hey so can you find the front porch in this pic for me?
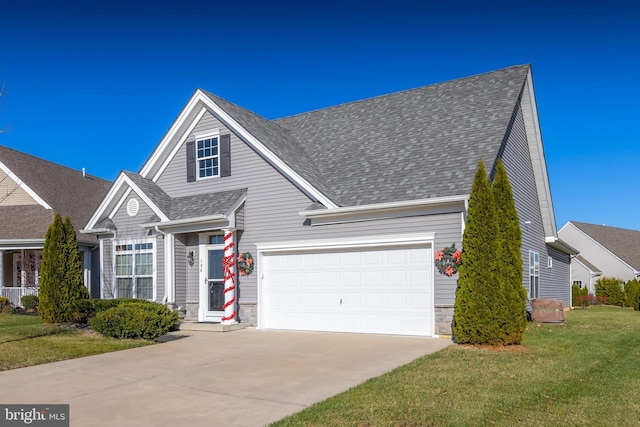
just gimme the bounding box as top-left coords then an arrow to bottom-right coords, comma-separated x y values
0,285 -> 38,307
0,248 -> 42,307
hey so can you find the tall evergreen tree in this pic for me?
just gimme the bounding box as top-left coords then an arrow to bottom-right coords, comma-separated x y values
39,214 -> 89,323
63,216 -> 89,305
453,159 -> 499,344
39,213 -> 66,323
492,159 -> 527,344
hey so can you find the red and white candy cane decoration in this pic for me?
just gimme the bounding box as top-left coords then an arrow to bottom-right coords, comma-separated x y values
221,231 -> 237,323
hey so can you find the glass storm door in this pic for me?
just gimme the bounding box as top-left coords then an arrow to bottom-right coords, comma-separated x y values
203,247 -> 225,321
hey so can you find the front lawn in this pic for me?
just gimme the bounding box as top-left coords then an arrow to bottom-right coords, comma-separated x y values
0,314 -> 152,371
273,307 -> 640,426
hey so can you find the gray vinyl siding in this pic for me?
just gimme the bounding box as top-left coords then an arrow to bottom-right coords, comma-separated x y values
103,191 -> 165,303
185,233 -> 199,305
174,235 -> 187,308
154,111 -> 463,306
101,240 -> 113,299
501,102 -> 569,305
111,191 -> 156,239
543,247 -> 571,304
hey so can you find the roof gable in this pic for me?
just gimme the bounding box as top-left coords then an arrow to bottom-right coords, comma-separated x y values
570,221 -> 640,271
0,145 -> 112,244
90,65 -> 562,240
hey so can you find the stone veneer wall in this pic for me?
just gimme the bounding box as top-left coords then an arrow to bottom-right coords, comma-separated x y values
435,306 -> 454,336
239,302 -> 257,326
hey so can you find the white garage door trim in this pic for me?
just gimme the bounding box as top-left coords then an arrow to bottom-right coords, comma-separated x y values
256,233 -> 435,336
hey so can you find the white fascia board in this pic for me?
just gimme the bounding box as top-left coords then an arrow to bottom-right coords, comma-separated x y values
85,173 -> 127,230
142,214 -> 227,229
256,233 -> 436,253
150,107 -> 207,181
119,175 -> 170,222
108,187 -> 132,220
141,89 -> 337,208
573,257 -> 601,275
224,193 -> 247,216
0,239 -> 46,250
523,69 -> 557,237
140,91 -> 203,178
0,161 -> 52,209
300,195 -> 469,220
79,228 -> 113,235
545,236 -> 580,255
200,92 -> 337,208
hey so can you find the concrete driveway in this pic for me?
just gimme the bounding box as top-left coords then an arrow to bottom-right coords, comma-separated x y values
0,329 -> 451,426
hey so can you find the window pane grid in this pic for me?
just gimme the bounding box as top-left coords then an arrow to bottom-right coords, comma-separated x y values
115,242 -> 154,299
196,136 -> 219,178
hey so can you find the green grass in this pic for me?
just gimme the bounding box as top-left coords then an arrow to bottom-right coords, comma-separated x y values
0,314 -> 153,371
273,307 -> 640,426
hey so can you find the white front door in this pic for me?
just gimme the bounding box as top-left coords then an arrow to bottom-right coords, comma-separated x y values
200,245 -> 225,322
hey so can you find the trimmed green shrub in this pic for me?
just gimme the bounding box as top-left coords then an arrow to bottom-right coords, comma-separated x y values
454,159 -> 499,345
70,298 -> 161,324
89,301 -> 178,340
595,277 -> 625,307
492,159 -> 526,345
0,296 -> 11,313
624,279 -> 640,310
20,295 -> 39,310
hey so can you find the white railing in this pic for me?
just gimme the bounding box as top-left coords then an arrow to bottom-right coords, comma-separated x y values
0,287 -> 39,307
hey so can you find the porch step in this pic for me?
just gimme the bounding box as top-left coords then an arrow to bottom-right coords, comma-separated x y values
172,321 -> 245,333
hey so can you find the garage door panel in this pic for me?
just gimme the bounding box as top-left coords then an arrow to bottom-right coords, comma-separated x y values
262,245 -> 433,336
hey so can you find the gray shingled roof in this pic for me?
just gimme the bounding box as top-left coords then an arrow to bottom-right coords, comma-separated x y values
203,92 -> 335,200
122,172 -> 245,222
0,145 -> 112,244
572,221 -> 640,271
123,171 -> 172,215
170,189 -> 246,220
575,254 -> 601,273
203,65 -> 529,207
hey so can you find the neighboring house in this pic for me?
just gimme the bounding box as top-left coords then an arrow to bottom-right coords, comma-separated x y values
559,221 -> 640,287
0,145 -> 112,305
82,64 -> 575,337
571,255 -> 602,295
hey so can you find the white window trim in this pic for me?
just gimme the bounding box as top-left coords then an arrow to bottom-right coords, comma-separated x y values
196,131 -> 221,181
529,250 -> 540,299
113,238 -> 156,301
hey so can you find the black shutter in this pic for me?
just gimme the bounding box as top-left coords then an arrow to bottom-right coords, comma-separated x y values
186,141 -> 196,182
220,134 -> 231,177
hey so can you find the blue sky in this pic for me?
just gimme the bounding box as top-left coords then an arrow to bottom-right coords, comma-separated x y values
1,0 -> 639,230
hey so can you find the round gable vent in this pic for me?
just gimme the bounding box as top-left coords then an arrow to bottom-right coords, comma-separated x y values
127,198 -> 140,217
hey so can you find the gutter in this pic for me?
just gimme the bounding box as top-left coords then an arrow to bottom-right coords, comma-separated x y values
300,195 -> 469,220
142,214 -> 226,229
545,236 -> 579,255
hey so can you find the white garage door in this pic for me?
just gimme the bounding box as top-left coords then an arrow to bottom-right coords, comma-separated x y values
261,245 -> 433,336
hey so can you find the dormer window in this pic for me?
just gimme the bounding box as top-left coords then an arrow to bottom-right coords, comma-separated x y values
197,136 -> 219,178
186,133 -> 232,182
